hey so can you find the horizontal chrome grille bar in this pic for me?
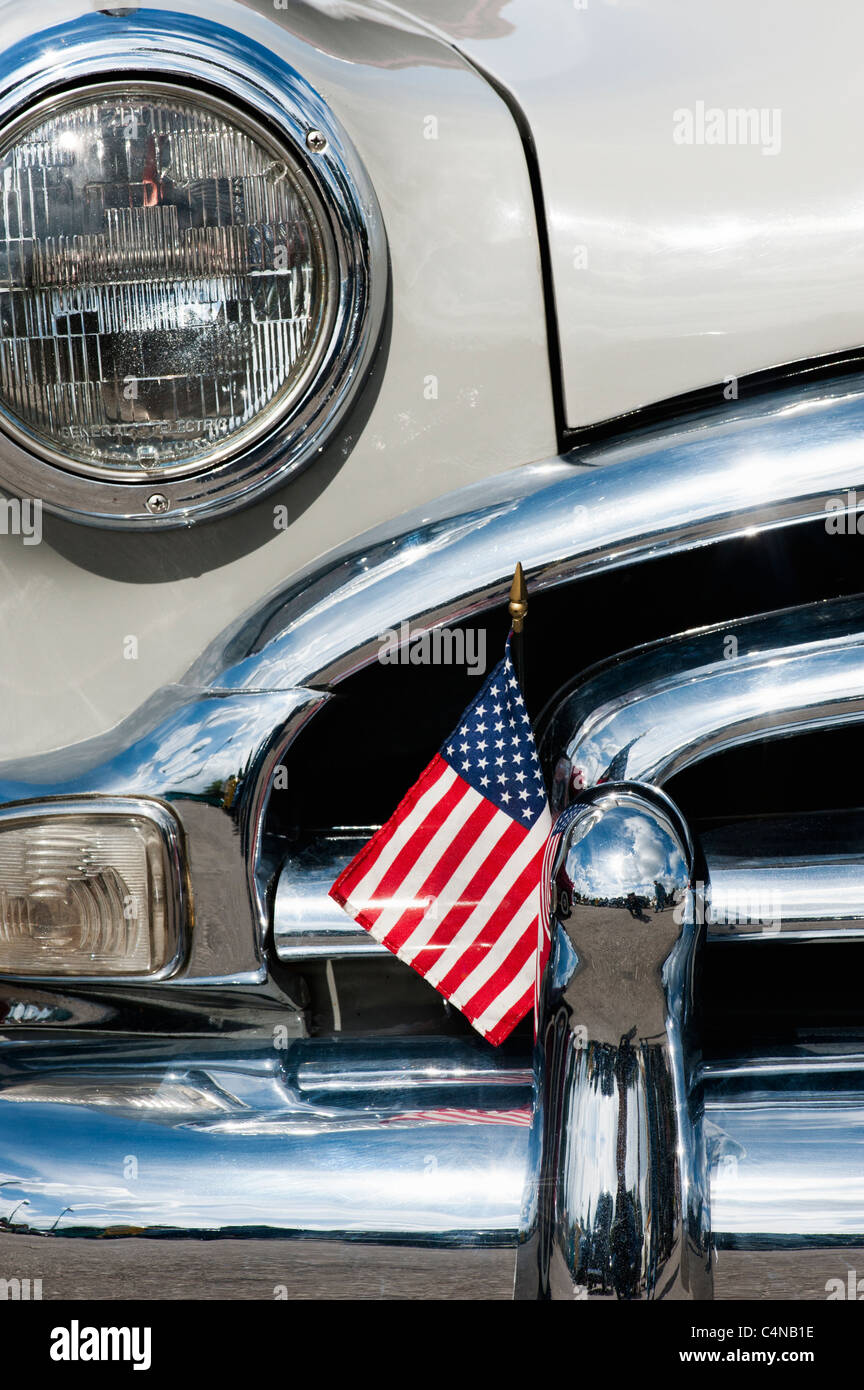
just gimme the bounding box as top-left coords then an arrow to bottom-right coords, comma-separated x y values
707,861 -> 864,940
274,834 -> 385,958
274,821 -> 864,958
705,1054 -> 864,1242
1,1036 -> 861,1255
703,810 -> 864,940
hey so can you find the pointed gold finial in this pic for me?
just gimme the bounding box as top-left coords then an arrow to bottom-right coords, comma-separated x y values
508,562 -> 528,633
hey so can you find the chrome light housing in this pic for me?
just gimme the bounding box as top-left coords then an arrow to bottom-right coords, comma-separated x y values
0,11 -> 386,527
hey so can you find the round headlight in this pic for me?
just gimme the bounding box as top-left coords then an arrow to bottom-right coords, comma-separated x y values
0,82 -> 332,477
0,60 -> 384,526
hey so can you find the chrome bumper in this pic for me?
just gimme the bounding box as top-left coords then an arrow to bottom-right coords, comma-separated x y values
0,1035 -> 531,1296
3,1031 -> 864,1297
0,1037 -> 531,1241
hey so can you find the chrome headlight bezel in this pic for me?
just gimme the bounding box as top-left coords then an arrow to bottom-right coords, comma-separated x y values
0,10 -> 387,528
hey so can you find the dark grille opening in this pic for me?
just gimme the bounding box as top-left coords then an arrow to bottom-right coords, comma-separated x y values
670,725 -> 864,826
702,941 -> 864,1058
667,732 -> 864,1061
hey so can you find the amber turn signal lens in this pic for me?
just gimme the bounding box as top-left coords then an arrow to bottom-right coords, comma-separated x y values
0,802 -> 184,977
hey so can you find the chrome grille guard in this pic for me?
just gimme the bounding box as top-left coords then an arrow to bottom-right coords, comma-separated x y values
518,595 -> 864,1297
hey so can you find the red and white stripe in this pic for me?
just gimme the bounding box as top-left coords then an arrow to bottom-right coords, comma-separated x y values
331,753 -> 552,1046
381,1107 -> 532,1128
534,817 -> 563,1037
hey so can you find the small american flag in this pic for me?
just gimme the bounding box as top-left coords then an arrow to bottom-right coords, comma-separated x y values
329,636 -> 552,1045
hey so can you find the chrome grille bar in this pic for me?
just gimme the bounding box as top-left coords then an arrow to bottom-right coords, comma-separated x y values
706,1054 -> 864,1243
273,824 -> 864,958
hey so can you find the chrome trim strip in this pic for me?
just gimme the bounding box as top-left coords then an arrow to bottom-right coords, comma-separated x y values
707,861 -> 864,941
274,835 -> 386,959
0,8 -> 387,527
702,809 -> 864,941
291,1038 -> 531,1095
185,381 -> 864,692
704,1054 -> 864,1079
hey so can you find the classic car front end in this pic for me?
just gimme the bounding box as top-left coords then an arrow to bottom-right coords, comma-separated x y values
1,0 -> 864,1305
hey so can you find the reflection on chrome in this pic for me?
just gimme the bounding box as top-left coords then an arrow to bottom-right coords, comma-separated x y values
3,368 -> 864,1291
0,687 -> 326,983
705,1053 -> 864,1242
517,784 -> 712,1300
188,382 -> 864,692
0,1037 -> 531,1241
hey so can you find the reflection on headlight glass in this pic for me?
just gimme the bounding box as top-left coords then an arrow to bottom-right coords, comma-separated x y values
0,84 -> 329,475
0,813 -> 174,975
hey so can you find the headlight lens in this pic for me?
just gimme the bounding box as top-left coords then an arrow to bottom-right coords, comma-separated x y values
0,81 -> 332,477
0,803 -> 184,977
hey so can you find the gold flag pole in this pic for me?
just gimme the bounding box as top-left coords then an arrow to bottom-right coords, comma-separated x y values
508,562 -> 528,695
